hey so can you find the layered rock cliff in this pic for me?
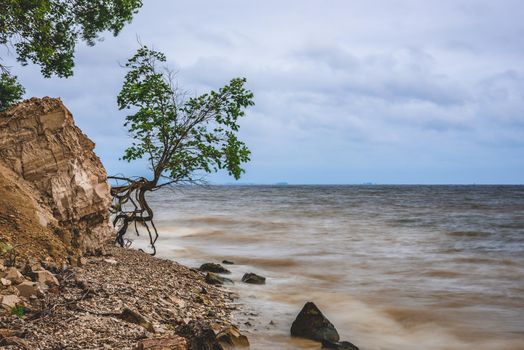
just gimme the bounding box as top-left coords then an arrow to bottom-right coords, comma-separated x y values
0,97 -> 112,263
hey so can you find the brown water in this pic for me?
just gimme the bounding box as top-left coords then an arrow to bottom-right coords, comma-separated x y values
134,185 -> 524,349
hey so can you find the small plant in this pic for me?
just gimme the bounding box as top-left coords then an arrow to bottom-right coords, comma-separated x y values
0,240 -> 16,266
11,305 -> 26,317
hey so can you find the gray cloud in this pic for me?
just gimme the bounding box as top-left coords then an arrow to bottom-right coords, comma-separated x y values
3,0 -> 524,183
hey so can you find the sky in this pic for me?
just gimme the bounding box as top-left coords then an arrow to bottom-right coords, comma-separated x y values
3,0 -> 524,184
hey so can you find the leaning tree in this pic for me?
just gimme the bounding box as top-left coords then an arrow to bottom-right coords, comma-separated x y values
110,46 -> 254,255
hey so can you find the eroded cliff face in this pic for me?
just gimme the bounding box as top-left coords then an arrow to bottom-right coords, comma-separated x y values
0,97 -> 112,262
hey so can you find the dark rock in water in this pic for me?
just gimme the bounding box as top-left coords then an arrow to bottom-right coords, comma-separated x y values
222,260 -> 235,265
290,302 -> 339,343
176,320 -> 221,350
205,272 -> 234,285
322,339 -> 360,350
200,263 -> 231,274
216,325 -> 250,348
241,272 -> 266,284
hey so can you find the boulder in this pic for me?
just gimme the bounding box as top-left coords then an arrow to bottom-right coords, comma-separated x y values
322,339 -> 360,350
199,263 -> 230,274
222,260 -> 234,265
241,273 -> 265,285
1,294 -> 21,309
134,335 -> 188,350
176,320 -> 221,350
290,302 -> 339,343
3,268 -> 24,284
15,281 -> 40,298
119,307 -> 155,333
0,286 -> 20,296
216,326 -> 249,349
205,273 -> 234,285
0,278 -> 11,286
33,269 -> 59,287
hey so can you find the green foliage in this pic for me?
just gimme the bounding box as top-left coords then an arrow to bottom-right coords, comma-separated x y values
0,0 -> 143,78
11,305 -> 26,317
0,73 -> 25,111
117,46 -> 254,184
0,240 -> 13,254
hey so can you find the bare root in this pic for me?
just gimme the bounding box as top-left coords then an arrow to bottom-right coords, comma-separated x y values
108,176 -> 158,255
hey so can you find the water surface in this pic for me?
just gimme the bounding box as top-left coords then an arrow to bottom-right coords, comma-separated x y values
135,185 -> 524,350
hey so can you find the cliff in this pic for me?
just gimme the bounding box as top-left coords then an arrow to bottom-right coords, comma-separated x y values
0,97 -> 112,263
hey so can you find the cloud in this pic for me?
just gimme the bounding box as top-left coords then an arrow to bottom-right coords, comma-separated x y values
2,0 -> 524,183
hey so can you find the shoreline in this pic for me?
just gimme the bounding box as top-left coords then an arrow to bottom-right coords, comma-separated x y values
1,245 -> 248,349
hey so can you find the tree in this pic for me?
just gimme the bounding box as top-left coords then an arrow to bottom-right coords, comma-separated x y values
1,0 -> 142,77
110,46 -> 254,254
0,0 -> 142,108
0,72 -> 24,111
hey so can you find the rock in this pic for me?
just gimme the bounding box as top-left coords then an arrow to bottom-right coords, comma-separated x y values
205,273 -> 234,285
0,278 -> 11,286
3,267 -> 24,284
0,97 -> 113,260
15,281 -> 39,298
119,307 -> 155,333
0,336 -> 30,349
33,269 -> 59,287
134,335 -> 188,350
176,320 -> 221,350
0,328 -> 11,338
322,339 -> 360,350
222,260 -> 234,265
104,258 -> 118,265
216,326 -> 250,349
199,263 -> 230,274
77,256 -> 88,266
241,273 -> 265,285
0,286 -> 20,296
1,294 -> 21,309
290,302 -> 340,343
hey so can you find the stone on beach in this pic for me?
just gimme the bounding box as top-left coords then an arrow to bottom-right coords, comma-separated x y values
216,325 -> 250,348
134,335 -> 188,350
222,260 -> 234,265
1,294 -> 21,310
205,272 -> 234,285
33,269 -> 59,287
200,263 -> 231,274
3,268 -> 24,284
176,320 -> 221,350
119,307 -> 155,333
14,281 -> 40,298
241,273 -> 266,285
290,302 -> 340,343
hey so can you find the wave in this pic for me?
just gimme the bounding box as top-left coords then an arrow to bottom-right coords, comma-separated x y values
446,231 -> 492,238
175,215 -> 296,230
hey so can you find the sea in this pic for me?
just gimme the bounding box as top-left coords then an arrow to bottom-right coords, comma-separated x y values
132,185 -> 524,350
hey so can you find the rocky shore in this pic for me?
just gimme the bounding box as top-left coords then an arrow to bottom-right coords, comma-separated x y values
0,97 -> 252,349
0,98 -> 361,349
1,246 -> 246,349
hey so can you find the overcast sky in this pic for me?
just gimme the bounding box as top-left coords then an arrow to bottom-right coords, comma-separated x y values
5,0 -> 524,184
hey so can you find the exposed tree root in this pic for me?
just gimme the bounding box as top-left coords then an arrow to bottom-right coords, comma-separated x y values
108,176 -> 158,255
